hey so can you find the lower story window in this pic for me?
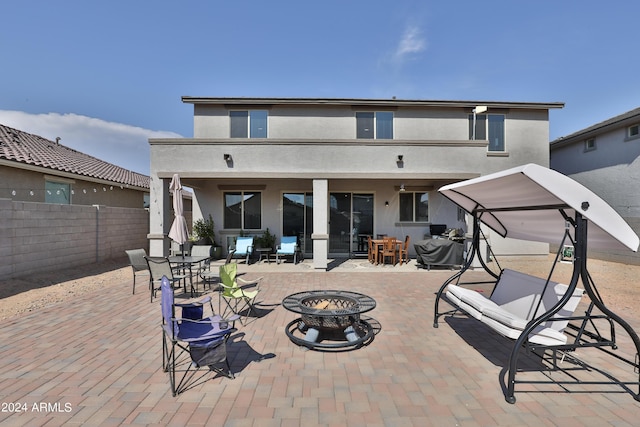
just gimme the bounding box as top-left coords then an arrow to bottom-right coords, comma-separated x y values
399,192 -> 429,222
223,191 -> 262,230
45,180 -> 70,204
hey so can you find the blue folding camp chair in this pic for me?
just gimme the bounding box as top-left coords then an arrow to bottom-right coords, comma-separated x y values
160,276 -> 238,396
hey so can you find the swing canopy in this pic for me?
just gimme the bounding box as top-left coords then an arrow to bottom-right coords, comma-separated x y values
439,163 -> 639,252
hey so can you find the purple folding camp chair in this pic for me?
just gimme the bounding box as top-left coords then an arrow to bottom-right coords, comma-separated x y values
160,276 -> 238,396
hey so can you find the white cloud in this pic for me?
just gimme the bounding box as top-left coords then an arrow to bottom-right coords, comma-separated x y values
394,25 -> 427,62
0,110 -> 182,175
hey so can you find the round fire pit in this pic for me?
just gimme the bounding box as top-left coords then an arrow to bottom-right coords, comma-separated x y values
282,290 -> 376,350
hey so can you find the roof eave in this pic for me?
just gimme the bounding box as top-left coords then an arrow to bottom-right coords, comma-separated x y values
181,96 -> 565,110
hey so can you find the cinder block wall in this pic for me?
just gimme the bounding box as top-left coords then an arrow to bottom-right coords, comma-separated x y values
0,199 -> 149,278
588,217 -> 640,266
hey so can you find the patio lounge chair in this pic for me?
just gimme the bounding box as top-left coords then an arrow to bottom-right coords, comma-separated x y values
160,276 -> 237,396
275,236 -> 300,264
229,236 -> 254,264
125,248 -> 149,295
219,263 -> 262,325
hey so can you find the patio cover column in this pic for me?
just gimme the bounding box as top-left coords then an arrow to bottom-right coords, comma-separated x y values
149,176 -> 171,257
311,179 -> 328,271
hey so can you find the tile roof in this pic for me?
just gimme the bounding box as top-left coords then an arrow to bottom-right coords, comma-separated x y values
0,124 -> 149,189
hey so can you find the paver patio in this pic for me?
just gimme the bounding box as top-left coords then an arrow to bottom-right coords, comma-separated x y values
1,258 -> 640,426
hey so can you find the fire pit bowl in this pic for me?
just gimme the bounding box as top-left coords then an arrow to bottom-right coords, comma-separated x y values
282,290 -> 376,350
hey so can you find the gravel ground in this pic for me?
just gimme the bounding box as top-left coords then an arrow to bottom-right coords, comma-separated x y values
1,254 -> 639,325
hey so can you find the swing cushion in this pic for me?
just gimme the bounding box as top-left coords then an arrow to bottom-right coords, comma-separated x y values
446,269 -> 584,346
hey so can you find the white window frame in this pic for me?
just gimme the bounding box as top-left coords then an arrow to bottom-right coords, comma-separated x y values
584,137 -> 596,152
627,124 -> 639,140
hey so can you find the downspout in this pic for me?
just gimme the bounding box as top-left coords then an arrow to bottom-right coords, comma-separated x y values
94,204 -> 100,263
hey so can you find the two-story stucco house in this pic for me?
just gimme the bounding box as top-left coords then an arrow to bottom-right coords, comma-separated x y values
550,107 -> 640,265
149,97 -> 563,270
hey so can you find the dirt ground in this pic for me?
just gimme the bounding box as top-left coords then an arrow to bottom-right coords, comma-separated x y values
1,255 -> 639,324
0,257 -> 132,321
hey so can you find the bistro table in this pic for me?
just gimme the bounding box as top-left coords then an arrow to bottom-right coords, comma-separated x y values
168,255 -> 210,296
255,247 -> 273,264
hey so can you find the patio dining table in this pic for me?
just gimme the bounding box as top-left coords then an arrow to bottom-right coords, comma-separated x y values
168,255 -> 210,295
370,238 -> 402,265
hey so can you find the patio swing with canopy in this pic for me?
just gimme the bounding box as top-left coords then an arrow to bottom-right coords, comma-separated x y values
432,163 -> 640,403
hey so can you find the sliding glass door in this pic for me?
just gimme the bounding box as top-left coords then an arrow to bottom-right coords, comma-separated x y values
329,193 -> 374,256
282,193 -> 313,254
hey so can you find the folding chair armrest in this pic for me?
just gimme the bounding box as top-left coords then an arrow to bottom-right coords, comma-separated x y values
237,276 -> 263,285
175,295 -> 212,308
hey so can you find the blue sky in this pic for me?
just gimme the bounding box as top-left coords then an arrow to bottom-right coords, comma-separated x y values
1,1 -> 639,175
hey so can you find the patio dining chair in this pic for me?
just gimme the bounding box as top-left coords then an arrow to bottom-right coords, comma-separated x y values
397,235 -> 411,265
275,236 -> 300,264
380,237 -> 397,265
219,263 -> 262,325
160,276 -> 237,396
190,245 -> 216,292
125,248 -> 149,295
367,236 -> 379,264
145,256 -> 191,303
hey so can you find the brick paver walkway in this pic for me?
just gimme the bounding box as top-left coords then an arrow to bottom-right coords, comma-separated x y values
2,260 -> 640,426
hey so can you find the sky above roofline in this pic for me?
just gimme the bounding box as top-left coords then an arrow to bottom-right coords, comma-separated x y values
1,1 -> 639,175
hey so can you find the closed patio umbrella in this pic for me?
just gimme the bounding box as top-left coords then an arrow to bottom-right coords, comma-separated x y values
168,174 -> 189,256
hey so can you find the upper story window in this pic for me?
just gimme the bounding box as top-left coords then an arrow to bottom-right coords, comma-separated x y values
469,114 -> 505,152
399,191 -> 429,222
230,110 -> 268,138
584,138 -> 596,152
628,124 -> 639,140
356,112 -> 393,139
223,191 -> 262,230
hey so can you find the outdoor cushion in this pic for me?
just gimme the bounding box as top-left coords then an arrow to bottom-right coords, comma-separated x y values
445,269 -> 583,346
278,242 -> 296,253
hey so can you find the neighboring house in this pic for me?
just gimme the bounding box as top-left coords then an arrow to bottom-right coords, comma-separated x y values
550,107 -> 640,264
149,97 -> 563,270
0,124 -> 150,207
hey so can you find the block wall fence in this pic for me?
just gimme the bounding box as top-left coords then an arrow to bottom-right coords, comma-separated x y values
550,216 -> 640,266
0,198 -> 149,279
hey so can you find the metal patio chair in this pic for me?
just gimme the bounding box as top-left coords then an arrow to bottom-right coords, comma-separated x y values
125,248 -> 149,295
229,236 -> 254,264
145,256 -> 190,303
275,236 -> 300,264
